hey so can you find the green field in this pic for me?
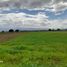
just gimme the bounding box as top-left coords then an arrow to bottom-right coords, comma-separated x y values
0,32 -> 67,67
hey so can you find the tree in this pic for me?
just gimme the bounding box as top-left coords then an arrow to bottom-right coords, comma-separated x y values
2,31 -> 5,33
48,29 -> 52,31
9,29 -> 14,32
15,29 -> 19,32
57,28 -> 61,31
51,29 -> 55,31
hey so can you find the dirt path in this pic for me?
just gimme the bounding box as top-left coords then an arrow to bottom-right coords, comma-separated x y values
0,32 -> 23,42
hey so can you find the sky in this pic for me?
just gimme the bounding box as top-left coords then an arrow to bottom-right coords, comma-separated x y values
0,0 -> 67,31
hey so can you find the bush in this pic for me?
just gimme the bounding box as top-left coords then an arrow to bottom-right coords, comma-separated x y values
51,29 -> 55,31
2,31 -> 5,33
9,29 -> 14,32
15,29 -> 19,32
57,29 -> 61,31
48,29 -> 52,31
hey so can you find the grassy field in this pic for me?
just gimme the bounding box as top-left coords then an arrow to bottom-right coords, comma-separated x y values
0,32 -> 67,67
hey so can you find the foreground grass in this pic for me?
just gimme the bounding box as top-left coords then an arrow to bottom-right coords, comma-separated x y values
0,32 -> 67,67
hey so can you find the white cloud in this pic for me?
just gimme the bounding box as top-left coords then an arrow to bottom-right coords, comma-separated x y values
0,0 -> 66,31
0,0 -> 67,13
0,12 -> 66,31
0,12 -> 50,31
0,0 -> 9,2
51,1 -> 67,12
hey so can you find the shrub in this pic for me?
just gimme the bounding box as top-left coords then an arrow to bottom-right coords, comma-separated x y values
2,31 -> 5,33
48,29 -> 52,31
9,29 -> 14,32
15,29 -> 19,32
57,29 -> 61,31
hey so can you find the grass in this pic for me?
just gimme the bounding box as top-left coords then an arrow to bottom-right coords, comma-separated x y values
0,31 -> 67,67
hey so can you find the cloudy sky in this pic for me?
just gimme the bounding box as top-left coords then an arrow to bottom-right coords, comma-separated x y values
0,0 -> 67,31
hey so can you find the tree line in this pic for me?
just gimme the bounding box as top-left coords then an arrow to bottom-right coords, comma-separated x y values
1,28 -> 67,33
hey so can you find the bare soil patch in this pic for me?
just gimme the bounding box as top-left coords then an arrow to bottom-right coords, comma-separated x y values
0,32 -> 23,42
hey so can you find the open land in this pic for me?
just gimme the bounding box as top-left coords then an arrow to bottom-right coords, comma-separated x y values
0,31 -> 67,67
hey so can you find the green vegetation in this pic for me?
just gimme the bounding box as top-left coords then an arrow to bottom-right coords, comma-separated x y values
0,32 -> 67,67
